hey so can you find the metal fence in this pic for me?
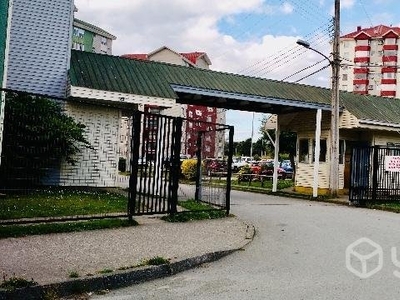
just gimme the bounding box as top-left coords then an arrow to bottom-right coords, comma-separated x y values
350,146 -> 400,205
0,90 -> 232,224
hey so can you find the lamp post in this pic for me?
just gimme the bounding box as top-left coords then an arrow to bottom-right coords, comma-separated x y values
296,0 -> 340,197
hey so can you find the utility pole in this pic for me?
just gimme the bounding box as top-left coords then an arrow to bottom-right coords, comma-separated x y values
250,112 -> 255,158
330,0 -> 341,197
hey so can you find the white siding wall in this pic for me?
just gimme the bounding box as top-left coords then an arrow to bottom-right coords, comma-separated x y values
151,49 -> 188,66
372,132 -> 400,146
6,0 -> 73,97
59,103 -> 119,187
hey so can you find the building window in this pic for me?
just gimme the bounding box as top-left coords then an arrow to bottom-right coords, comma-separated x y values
339,140 -> 345,164
101,37 -> 107,45
385,38 -> 396,45
313,139 -> 327,162
342,74 -> 348,81
299,139 -> 309,163
383,72 -> 395,79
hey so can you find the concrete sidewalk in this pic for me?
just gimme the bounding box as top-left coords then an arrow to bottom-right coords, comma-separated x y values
0,216 -> 254,299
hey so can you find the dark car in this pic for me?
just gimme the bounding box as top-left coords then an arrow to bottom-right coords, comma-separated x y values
280,160 -> 293,178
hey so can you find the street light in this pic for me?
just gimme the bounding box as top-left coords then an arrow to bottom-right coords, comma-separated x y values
296,0 -> 340,197
296,39 -> 331,62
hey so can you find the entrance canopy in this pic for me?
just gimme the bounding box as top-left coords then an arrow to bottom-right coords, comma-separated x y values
69,50 -> 400,128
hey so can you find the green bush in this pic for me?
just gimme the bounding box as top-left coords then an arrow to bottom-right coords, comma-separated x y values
181,159 -> 197,180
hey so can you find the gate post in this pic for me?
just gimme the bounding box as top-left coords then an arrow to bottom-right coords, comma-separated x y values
371,145 -> 379,203
128,111 -> 142,221
225,126 -> 234,215
170,117 -> 182,214
195,131 -> 203,201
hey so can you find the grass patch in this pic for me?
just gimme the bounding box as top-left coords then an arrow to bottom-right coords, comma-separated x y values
367,202 -> 400,213
0,218 -> 137,239
162,200 -> 227,222
232,178 -> 294,190
98,269 -> 113,274
0,189 -> 127,220
0,276 -> 37,291
146,256 -> 170,266
68,271 -> 80,278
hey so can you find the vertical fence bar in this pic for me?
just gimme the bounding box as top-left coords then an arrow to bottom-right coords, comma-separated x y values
128,111 -> 141,221
372,146 -> 379,203
225,126 -> 234,215
195,131 -> 203,201
170,117 -> 182,214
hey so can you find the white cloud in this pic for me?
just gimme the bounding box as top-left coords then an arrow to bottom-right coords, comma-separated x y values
281,2 -> 294,14
73,0 -> 332,140
341,0 -> 356,9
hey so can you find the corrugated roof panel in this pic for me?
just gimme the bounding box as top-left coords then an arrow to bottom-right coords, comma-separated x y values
69,50 -> 400,126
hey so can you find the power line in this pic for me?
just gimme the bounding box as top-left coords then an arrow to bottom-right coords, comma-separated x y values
281,58 -> 327,81
294,64 -> 331,83
358,0 -> 374,28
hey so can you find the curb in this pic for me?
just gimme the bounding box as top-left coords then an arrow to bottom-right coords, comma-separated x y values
0,223 -> 255,300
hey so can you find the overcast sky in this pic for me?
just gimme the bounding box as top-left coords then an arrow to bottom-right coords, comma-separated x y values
74,0 -> 400,141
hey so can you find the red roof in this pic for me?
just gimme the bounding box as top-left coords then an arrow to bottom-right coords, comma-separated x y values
180,52 -> 206,64
120,54 -> 148,60
121,50 -> 208,65
342,25 -> 400,39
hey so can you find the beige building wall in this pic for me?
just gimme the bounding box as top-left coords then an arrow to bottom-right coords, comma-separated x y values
60,102 -> 119,187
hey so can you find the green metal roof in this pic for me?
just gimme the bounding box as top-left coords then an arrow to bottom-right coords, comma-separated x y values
69,50 -> 400,126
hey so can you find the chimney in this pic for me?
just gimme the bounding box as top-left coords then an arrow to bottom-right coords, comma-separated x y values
357,26 -> 361,32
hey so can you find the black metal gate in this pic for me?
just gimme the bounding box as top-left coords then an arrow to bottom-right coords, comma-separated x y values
350,146 -> 400,204
128,111 -> 182,218
127,111 -> 233,218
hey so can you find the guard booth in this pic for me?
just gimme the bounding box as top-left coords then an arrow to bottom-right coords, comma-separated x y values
349,146 -> 400,205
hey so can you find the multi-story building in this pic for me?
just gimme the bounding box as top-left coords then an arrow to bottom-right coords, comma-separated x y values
122,46 -> 226,159
72,18 -> 116,55
339,25 -> 400,98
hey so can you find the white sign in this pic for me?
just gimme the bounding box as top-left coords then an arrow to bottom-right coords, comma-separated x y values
385,156 -> 400,172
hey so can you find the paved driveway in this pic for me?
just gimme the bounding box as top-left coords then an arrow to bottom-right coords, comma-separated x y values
95,190 -> 400,299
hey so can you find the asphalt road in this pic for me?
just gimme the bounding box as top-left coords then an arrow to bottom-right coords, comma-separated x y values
94,190 -> 400,299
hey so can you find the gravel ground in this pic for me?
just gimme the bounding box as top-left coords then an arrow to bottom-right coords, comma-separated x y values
0,216 -> 252,285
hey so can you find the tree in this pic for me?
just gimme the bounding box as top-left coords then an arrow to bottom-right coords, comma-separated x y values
0,92 -> 91,188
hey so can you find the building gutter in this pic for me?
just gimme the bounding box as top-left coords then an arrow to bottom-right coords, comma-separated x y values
359,119 -> 400,129
171,84 -> 341,112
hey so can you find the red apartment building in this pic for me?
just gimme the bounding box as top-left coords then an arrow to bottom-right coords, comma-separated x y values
339,25 -> 400,98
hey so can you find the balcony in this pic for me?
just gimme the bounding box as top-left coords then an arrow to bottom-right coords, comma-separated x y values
381,90 -> 396,97
383,44 -> 398,51
354,57 -> 370,63
355,45 -> 371,51
381,79 -> 397,85
382,55 -> 398,63
353,79 -> 369,85
382,67 -> 397,73
354,68 -> 369,74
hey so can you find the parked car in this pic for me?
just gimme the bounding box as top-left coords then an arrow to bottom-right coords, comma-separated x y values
232,157 -> 248,172
250,161 -> 288,179
204,158 -> 227,175
280,160 -> 293,178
